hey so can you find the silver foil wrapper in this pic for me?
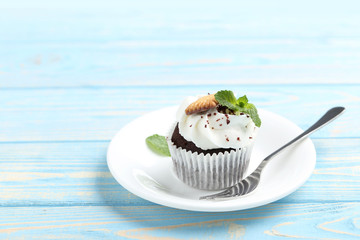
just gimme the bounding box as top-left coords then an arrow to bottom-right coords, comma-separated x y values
167,138 -> 253,190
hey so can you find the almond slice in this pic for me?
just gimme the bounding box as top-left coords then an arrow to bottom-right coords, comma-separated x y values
185,94 -> 218,115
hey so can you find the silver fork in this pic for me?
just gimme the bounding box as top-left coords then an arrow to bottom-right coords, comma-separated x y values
200,106 -> 345,200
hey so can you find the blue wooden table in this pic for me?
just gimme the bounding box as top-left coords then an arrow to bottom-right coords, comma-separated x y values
1,0 -> 360,239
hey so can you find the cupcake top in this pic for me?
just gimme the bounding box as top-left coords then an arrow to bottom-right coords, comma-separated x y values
176,90 -> 261,150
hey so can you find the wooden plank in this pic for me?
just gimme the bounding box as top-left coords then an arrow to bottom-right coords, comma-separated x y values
2,1 -> 360,42
1,41 -> 360,87
1,0 -> 360,87
0,85 -> 359,141
0,138 -> 359,206
0,203 -> 359,239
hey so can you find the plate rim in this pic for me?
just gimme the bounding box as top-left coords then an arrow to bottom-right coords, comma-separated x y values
107,106 -> 316,212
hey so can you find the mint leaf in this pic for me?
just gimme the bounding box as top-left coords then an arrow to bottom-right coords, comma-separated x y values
238,103 -> 262,127
214,90 -> 239,111
237,95 -> 248,107
146,134 -> 171,157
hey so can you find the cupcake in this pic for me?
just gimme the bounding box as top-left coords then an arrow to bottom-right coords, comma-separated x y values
167,90 -> 261,190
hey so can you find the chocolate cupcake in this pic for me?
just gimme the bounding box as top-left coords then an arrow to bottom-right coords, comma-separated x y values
167,91 -> 261,190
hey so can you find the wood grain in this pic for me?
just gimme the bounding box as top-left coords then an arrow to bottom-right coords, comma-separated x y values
0,203 -> 359,239
1,0 -> 360,87
1,0 -> 360,238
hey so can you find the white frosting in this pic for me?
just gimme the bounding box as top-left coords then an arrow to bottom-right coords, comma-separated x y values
176,96 -> 258,150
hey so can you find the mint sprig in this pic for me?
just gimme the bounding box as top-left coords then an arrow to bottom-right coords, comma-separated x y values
214,90 -> 238,111
146,134 -> 171,157
215,90 -> 261,127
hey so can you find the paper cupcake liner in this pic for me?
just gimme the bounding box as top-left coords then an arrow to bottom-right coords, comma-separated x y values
167,136 -> 253,190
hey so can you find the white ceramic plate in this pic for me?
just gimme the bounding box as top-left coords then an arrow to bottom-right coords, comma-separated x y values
107,107 -> 316,212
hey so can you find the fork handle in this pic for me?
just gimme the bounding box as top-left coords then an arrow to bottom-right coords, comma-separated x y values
262,106 -> 345,164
